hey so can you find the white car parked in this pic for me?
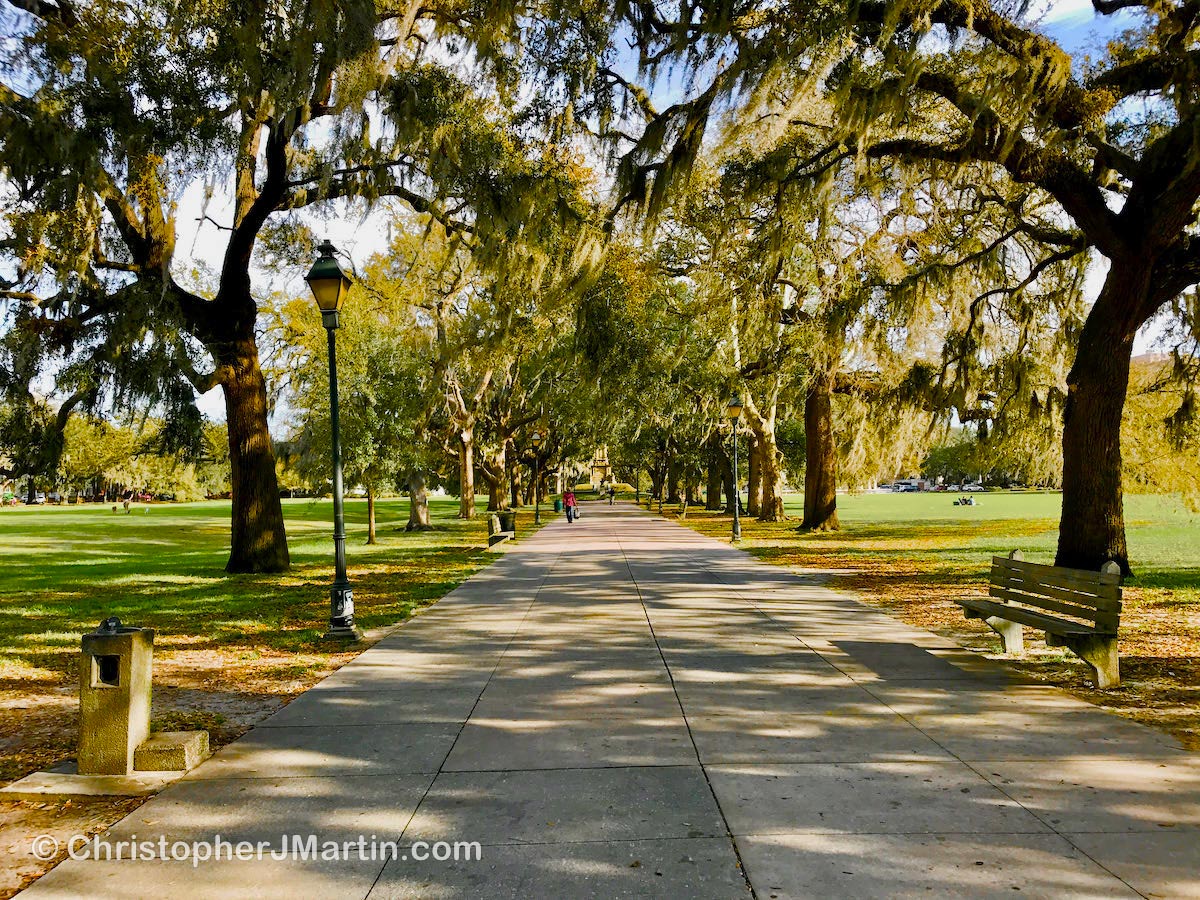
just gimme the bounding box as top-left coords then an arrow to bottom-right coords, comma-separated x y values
962,483 -> 984,492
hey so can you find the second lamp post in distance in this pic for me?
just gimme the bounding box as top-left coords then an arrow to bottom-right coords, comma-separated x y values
531,431 -> 543,525
727,394 -> 743,543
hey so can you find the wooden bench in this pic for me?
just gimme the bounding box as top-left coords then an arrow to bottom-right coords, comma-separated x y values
486,514 -> 514,547
954,550 -> 1123,688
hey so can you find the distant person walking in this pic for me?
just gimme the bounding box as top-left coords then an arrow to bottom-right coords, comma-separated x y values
563,489 -> 578,523
608,484 -> 615,505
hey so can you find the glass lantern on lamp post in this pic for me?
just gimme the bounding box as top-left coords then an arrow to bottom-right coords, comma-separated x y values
726,394 -> 743,543
305,239 -> 362,641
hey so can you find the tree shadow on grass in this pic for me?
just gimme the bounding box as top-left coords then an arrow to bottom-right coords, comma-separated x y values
1127,566 -> 1200,592
1,541 -> 490,680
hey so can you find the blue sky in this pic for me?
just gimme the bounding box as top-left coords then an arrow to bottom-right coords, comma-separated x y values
1038,0 -> 1139,56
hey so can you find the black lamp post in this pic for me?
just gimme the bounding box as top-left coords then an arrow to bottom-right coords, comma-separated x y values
727,394 -> 743,543
306,239 -> 361,641
531,430 -> 543,525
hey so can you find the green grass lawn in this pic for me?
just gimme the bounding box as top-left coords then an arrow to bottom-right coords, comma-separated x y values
779,491 -> 1200,586
0,496 -> 535,783
0,497 -> 502,673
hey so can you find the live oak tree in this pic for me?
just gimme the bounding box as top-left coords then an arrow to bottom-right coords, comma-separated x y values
0,0 -> 600,570
337,224 -> 489,521
830,0 -> 1200,573
417,224 -> 594,517
2,0 -> 380,572
576,237 -> 736,507
711,93 -> 1092,528
699,143 -> 916,529
606,0 -> 1200,572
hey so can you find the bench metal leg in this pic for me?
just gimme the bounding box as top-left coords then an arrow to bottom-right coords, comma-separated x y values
1047,633 -> 1120,688
984,616 -> 1024,654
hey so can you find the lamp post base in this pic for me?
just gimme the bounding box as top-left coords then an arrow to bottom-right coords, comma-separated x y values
321,624 -> 364,641
324,584 -> 360,641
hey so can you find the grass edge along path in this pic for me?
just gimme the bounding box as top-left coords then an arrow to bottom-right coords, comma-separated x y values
659,491 -> 1200,752
0,496 -> 543,899
1,496 -> 546,784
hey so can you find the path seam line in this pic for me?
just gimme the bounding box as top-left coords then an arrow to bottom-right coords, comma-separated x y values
612,518 -> 759,900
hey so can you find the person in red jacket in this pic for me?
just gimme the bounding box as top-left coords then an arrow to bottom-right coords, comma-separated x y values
563,489 -> 577,523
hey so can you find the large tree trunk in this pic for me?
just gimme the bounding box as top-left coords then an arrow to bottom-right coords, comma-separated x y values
406,471 -> 431,531
457,428 -> 475,519
483,446 -> 508,512
706,437 -> 724,510
1056,272 -> 1145,574
485,477 -> 505,511
801,373 -> 840,531
508,446 -> 524,508
746,434 -> 762,517
666,450 -> 681,503
220,336 -> 289,573
720,447 -> 737,514
650,469 -> 665,501
756,427 -> 787,522
366,483 -> 377,545
508,468 -> 523,511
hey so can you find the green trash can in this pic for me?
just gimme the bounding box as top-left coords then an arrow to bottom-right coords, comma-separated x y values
554,498 -> 563,513
498,510 -> 517,533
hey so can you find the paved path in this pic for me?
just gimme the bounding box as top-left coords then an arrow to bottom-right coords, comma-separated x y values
27,503 -> 1199,898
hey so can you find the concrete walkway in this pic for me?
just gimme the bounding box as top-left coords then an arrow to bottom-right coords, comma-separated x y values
27,503 -> 1199,898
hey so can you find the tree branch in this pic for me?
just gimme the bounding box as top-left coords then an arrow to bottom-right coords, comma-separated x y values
4,0 -> 76,25
1091,0 -> 1150,13
1128,110 -> 1200,242
54,387 -> 89,431
867,71 -> 1127,257
1151,238 -> 1200,306
1089,50 -> 1200,97
0,289 -> 42,303
598,67 -> 659,123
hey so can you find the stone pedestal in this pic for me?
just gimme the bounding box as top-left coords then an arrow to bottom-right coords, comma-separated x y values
78,618 -> 154,775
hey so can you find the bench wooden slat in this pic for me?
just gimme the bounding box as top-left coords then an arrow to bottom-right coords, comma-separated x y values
988,571 -> 1123,612
993,576 -> 1122,610
991,555 -> 1121,587
988,585 -> 1103,621
988,561 -> 1118,595
957,597 -> 1114,636
988,586 -> 1120,629
991,555 -> 1123,584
